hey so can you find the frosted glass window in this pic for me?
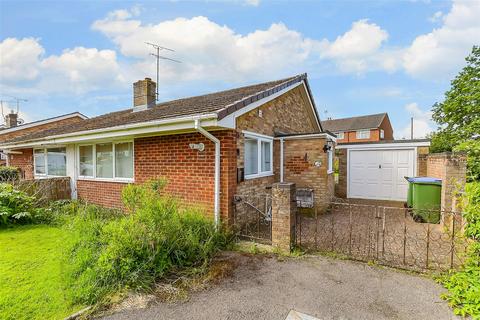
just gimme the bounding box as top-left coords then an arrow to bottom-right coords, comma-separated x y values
47,148 -> 66,176
34,149 -> 46,175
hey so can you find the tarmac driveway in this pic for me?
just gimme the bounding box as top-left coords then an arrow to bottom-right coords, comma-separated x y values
102,252 -> 456,320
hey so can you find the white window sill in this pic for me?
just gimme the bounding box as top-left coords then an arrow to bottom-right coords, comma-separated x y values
78,177 -> 134,184
245,172 -> 274,180
35,175 -> 67,179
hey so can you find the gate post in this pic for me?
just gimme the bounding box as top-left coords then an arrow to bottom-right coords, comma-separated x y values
271,182 -> 297,252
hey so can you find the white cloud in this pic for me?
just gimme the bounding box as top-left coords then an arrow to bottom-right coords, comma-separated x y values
429,11 -> 443,23
403,0 -> 480,79
92,13 -> 318,83
0,38 -> 44,82
399,102 -> 434,139
0,38 -> 123,95
245,0 -> 260,6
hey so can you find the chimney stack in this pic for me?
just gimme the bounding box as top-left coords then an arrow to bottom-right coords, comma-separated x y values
133,78 -> 156,110
5,111 -> 18,128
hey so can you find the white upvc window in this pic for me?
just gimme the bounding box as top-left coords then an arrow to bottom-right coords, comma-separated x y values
356,129 -> 370,139
243,131 -> 273,179
336,131 -> 345,139
327,148 -> 334,174
78,141 -> 134,182
34,147 -> 67,177
380,129 -> 385,139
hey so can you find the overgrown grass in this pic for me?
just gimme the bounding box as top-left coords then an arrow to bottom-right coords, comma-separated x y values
63,181 -> 232,306
0,225 -> 84,320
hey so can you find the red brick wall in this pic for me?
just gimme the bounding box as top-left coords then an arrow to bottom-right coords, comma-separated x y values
134,130 -> 237,221
76,180 -> 127,208
7,148 -> 34,179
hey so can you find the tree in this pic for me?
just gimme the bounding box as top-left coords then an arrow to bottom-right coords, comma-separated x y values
431,46 -> 480,180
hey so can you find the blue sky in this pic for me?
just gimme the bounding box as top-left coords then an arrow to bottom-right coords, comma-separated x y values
1,0 -> 478,138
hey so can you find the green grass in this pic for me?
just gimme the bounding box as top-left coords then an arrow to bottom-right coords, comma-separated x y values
0,225 -> 84,320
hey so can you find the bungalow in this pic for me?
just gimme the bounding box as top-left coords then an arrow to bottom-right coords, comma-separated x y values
0,74 -> 336,224
0,112 -> 87,168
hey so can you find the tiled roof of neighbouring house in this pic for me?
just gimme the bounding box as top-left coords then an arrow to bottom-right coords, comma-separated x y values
321,113 -> 387,132
3,74 -> 316,145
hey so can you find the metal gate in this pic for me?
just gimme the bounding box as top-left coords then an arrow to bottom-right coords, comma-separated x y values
296,201 -> 468,272
233,193 -> 272,244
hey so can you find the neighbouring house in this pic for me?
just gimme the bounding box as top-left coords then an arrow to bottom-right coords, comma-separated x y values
321,113 -> 394,144
0,74 -> 336,224
0,112 -> 87,168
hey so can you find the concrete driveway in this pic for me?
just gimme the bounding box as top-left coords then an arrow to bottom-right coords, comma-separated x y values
102,252 -> 456,320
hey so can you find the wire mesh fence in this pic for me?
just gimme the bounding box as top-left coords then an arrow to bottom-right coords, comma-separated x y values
233,193 -> 272,244
296,201 -> 468,272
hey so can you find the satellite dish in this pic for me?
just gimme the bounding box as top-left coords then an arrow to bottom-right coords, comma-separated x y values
17,118 -> 25,125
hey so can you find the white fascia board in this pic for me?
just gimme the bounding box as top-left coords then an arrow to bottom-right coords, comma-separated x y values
1,114 -> 218,149
336,141 -> 430,149
301,81 -> 322,132
274,132 -> 336,141
242,130 -> 274,140
0,112 -> 87,135
216,82 -> 303,128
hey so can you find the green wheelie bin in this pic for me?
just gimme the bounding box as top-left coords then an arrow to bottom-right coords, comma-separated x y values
405,177 -> 442,223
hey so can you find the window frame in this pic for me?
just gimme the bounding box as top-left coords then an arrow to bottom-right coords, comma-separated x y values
356,129 -> 371,140
33,146 -> 67,178
243,131 -> 274,180
380,129 -> 385,139
77,140 -> 134,183
336,131 -> 345,140
327,148 -> 334,174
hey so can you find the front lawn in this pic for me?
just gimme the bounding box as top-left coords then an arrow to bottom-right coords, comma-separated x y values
0,225 -> 84,320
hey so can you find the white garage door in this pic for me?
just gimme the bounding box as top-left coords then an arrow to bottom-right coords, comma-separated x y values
348,149 -> 415,201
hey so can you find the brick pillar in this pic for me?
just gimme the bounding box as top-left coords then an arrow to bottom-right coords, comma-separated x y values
271,182 -> 296,252
335,149 -> 347,198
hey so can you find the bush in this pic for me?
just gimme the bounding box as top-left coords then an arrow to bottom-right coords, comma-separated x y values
0,167 -> 19,182
0,183 -> 38,225
64,180 -> 231,305
440,182 -> 480,317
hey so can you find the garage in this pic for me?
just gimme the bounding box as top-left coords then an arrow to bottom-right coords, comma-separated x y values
337,141 -> 430,201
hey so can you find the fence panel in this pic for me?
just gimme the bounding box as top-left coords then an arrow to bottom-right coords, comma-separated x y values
296,202 -> 467,272
8,177 -> 71,204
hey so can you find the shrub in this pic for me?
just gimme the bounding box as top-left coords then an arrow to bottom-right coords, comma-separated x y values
64,180 -> 230,305
0,167 -> 19,182
0,183 -> 38,225
440,182 -> 480,318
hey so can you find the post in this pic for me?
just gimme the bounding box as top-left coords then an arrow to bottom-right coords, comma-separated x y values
271,183 -> 297,252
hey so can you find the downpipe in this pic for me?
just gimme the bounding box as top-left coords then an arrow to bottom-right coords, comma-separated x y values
194,120 -> 221,229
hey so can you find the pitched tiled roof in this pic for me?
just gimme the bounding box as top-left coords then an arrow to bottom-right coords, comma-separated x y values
321,113 -> 387,132
3,74 -> 315,145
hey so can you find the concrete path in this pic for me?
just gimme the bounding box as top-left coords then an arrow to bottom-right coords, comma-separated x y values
102,252 -> 457,320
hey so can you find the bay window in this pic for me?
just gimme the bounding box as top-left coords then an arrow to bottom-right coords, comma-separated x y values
244,132 -> 273,179
78,141 -> 133,181
34,147 -> 66,177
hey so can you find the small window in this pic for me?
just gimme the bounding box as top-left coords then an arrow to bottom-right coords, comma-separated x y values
380,129 -> 385,139
327,148 -> 334,174
34,147 -> 66,177
356,130 -> 370,139
244,133 -> 273,179
34,149 -> 46,175
336,132 -> 344,139
115,142 -> 133,179
79,145 -> 94,177
96,143 -> 113,178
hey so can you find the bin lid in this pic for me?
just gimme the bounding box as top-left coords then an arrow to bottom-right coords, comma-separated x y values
407,177 -> 442,185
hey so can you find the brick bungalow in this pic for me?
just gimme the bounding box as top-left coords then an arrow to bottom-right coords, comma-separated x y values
0,74 -> 336,225
0,112 -> 87,168
321,113 -> 393,144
